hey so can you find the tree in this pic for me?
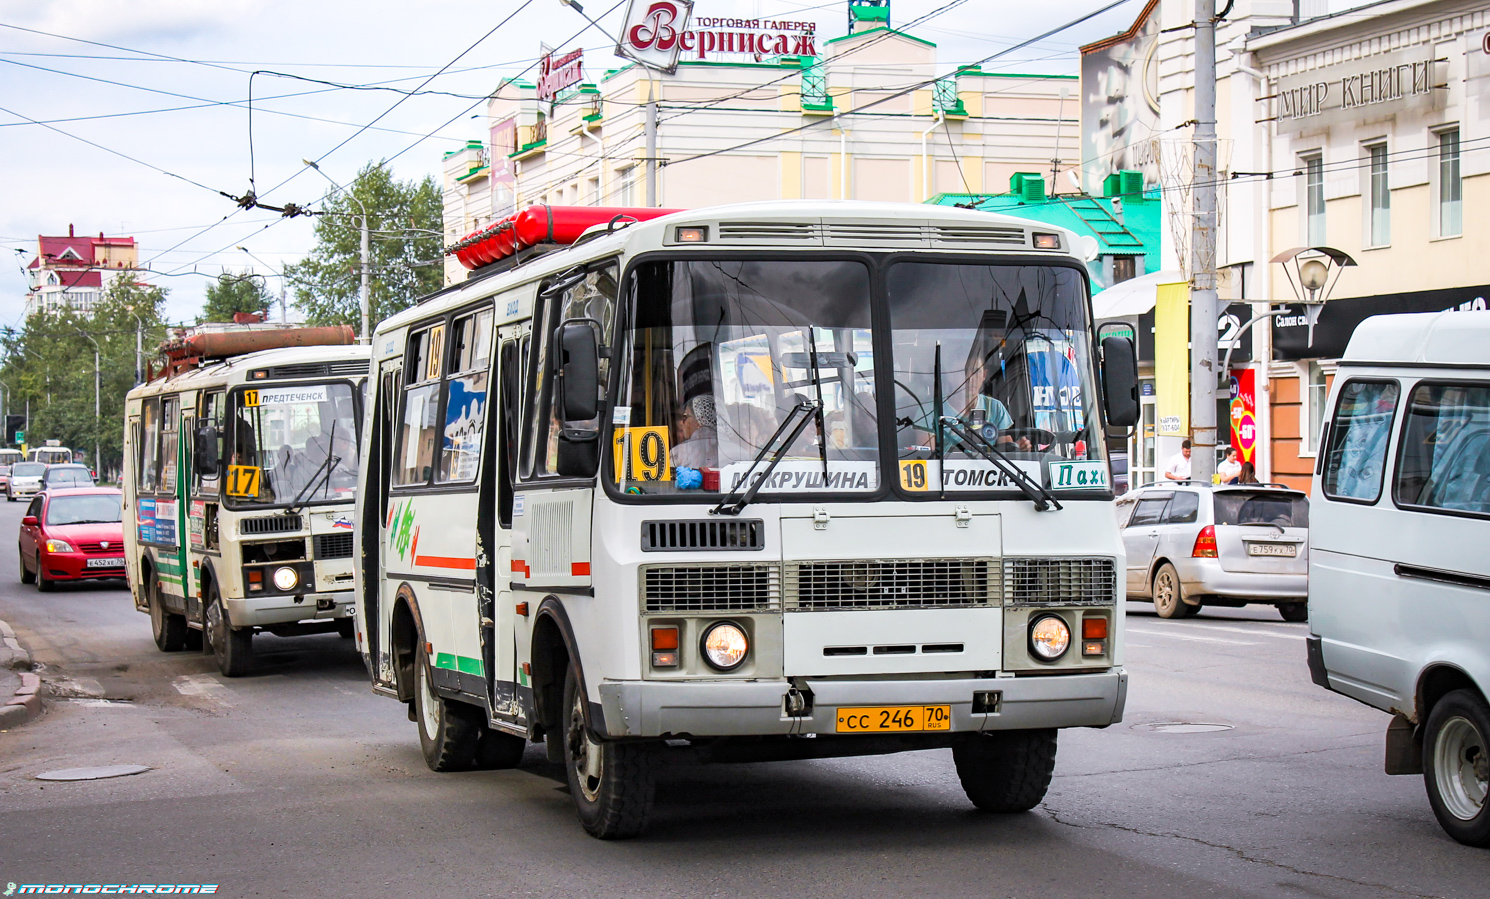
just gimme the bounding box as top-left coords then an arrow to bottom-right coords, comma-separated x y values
201,271 -> 273,323
286,162 -> 444,330
0,276 -> 169,474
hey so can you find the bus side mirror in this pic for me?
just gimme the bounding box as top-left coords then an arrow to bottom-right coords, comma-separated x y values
556,320 -> 600,422
1100,335 -> 1139,429
193,425 -> 221,478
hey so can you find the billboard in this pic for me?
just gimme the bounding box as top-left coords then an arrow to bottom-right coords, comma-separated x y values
1080,0 -> 1160,192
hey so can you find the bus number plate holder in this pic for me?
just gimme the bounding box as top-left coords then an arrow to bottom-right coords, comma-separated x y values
835,705 -> 951,733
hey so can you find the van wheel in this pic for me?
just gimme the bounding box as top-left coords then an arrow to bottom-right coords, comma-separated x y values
952,729 -> 1058,812
563,665 -> 656,839
1424,689 -> 1490,847
1152,563 -> 1186,619
413,642 -> 481,771
149,575 -> 188,652
18,545 -> 34,584
1278,603 -> 1308,623
205,584 -> 252,677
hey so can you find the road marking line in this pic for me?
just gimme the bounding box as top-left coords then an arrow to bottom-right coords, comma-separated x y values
1125,627 -> 1256,645
1182,622 -> 1304,640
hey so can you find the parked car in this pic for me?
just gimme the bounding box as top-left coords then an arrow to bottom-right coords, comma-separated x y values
7,462 -> 45,501
41,464 -> 95,490
1116,481 -> 1310,621
0,464 -> 10,494
18,488 -> 127,591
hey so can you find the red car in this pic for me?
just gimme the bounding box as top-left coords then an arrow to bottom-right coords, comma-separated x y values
18,488 -> 127,591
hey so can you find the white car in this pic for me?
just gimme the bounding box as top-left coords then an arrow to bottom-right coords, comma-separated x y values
6,462 -> 45,502
1117,481 -> 1310,621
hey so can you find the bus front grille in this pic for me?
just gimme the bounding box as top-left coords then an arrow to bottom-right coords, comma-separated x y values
1002,558 -> 1117,607
641,519 -> 764,552
785,559 -> 998,611
641,564 -> 780,613
241,513 -> 303,535
314,532 -> 355,559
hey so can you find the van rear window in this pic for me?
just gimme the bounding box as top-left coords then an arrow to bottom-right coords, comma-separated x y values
1213,492 -> 1309,528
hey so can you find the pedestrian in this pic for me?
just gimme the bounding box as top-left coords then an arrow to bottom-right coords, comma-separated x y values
1218,447 -> 1242,484
1237,461 -> 1260,484
1164,438 -> 1192,481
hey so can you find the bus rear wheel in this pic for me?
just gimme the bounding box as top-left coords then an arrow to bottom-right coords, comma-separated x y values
413,642 -> 481,772
205,585 -> 252,677
149,575 -> 188,652
563,666 -> 656,839
952,729 -> 1058,812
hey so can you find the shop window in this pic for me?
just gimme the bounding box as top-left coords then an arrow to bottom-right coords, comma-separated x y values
1437,129 -> 1462,238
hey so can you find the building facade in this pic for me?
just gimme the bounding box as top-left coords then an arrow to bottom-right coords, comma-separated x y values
441,8 -> 1081,285
25,226 -> 139,318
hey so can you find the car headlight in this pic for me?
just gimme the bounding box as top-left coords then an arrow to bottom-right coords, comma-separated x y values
1029,615 -> 1072,661
44,538 -> 75,553
701,621 -> 749,671
272,566 -> 299,591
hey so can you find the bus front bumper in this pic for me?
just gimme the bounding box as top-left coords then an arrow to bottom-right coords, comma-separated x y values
223,591 -> 355,627
596,669 -> 1127,739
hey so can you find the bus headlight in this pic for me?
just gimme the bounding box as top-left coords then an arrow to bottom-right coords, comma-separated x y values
701,622 -> 749,671
1029,615 -> 1071,661
272,566 -> 299,591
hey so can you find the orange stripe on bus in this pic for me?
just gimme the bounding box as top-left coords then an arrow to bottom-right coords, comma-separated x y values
571,562 -> 591,576
415,555 -> 476,571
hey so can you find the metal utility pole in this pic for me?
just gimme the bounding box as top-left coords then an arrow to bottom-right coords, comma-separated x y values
644,82 -> 658,207
77,329 -> 102,474
359,214 -> 371,343
1189,0 -> 1220,483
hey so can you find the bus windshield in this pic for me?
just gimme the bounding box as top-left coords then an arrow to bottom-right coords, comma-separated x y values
614,258 -> 878,496
886,261 -> 1105,492
229,383 -> 359,507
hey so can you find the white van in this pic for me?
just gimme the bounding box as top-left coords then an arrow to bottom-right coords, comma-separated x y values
1308,309 -> 1490,847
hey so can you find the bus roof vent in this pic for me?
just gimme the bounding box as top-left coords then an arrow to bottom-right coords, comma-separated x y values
715,222 -> 821,245
823,223 -> 928,248
253,359 -> 368,380
241,513 -> 303,536
642,519 -> 765,552
931,225 -> 1028,248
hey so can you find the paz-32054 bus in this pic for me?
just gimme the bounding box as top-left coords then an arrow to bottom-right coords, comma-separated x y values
123,325 -> 369,677
355,201 -> 1139,838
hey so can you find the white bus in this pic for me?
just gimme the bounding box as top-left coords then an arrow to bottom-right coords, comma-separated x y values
1308,309 -> 1490,846
123,326 -> 369,677
355,201 -> 1139,838
28,442 -> 72,466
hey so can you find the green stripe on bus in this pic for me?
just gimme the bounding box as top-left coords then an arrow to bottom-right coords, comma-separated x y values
434,653 -> 484,677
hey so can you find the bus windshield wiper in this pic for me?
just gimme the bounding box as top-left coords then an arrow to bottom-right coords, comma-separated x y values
288,419 -> 340,515
711,400 -> 819,516
939,417 -> 1063,512
806,328 -> 830,482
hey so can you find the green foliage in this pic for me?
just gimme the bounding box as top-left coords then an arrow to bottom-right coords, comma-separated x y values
201,271 -> 273,323
285,162 -> 444,329
0,277 -> 169,471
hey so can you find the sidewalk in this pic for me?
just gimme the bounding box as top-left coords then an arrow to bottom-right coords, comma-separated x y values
0,618 -> 42,729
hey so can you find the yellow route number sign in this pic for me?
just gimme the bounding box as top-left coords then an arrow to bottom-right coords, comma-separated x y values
899,459 -> 931,492
242,389 -> 260,407
613,427 -> 672,483
225,465 -> 261,498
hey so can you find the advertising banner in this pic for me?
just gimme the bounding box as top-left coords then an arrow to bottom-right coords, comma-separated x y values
1153,281 -> 1189,438
1079,0 -> 1160,192
1229,368 -> 1256,464
616,0 -> 695,73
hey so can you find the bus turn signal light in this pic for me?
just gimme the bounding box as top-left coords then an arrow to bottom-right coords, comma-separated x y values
1192,525 -> 1218,558
651,626 -> 679,668
1082,617 -> 1108,640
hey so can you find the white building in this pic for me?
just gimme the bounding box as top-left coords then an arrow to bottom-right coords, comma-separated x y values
442,7 -> 1082,285
24,227 -> 140,318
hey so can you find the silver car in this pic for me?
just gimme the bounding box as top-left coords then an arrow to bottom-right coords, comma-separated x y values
6,461 -> 45,502
1117,482 -> 1310,621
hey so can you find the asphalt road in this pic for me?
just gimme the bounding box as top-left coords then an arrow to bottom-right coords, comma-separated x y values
0,499 -> 1487,898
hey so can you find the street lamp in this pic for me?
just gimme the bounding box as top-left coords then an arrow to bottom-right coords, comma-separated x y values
1216,246 -> 1358,385
236,246 -> 288,323
303,160 -> 370,344
75,328 -> 102,476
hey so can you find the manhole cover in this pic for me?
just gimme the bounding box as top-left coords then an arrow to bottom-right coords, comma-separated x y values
1133,722 -> 1234,734
35,764 -> 151,782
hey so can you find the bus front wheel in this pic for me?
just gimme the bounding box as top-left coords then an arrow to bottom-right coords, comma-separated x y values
563,666 -> 656,839
205,585 -> 252,677
952,729 -> 1058,812
413,642 -> 481,772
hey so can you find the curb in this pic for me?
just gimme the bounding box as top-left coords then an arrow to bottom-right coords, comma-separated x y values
0,618 -> 42,730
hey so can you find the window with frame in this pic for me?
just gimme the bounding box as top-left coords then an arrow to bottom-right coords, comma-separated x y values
1437,129 -> 1462,238
527,264 -> 618,478
160,396 -> 180,493
196,391 -> 224,493
393,324 -> 445,487
1304,155 -> 1326,247
1306,362 -> 1328,453
1162,490 -> 1199,523
1127,495 -> 1170,526
1367,144 -> 1390,247
437,308 -> 494,483
138,400 -> 161,493
1321,379 -> 1399,502
1394,382 -> 1490,517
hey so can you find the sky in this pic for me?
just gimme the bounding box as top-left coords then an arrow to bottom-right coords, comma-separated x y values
0,0 -> 1312,328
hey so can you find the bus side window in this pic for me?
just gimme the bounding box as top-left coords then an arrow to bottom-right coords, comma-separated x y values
196,391 -> 224,494
1394,382 -> 1490,516
394,327 -> 443,487
1320,380 -> 1399,503
437,308 -> 493,483
498,340 -> 519,528
160,396 -> 180,493
139,398 -> 161,493
530,264 -> 619,477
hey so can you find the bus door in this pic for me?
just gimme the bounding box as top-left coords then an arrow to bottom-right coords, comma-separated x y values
363,361 -> 401,685
483,327 -> 527,722
124,409 -> 147,613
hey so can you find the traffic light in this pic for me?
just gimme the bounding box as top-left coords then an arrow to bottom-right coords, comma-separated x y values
5,414 -> 24,445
